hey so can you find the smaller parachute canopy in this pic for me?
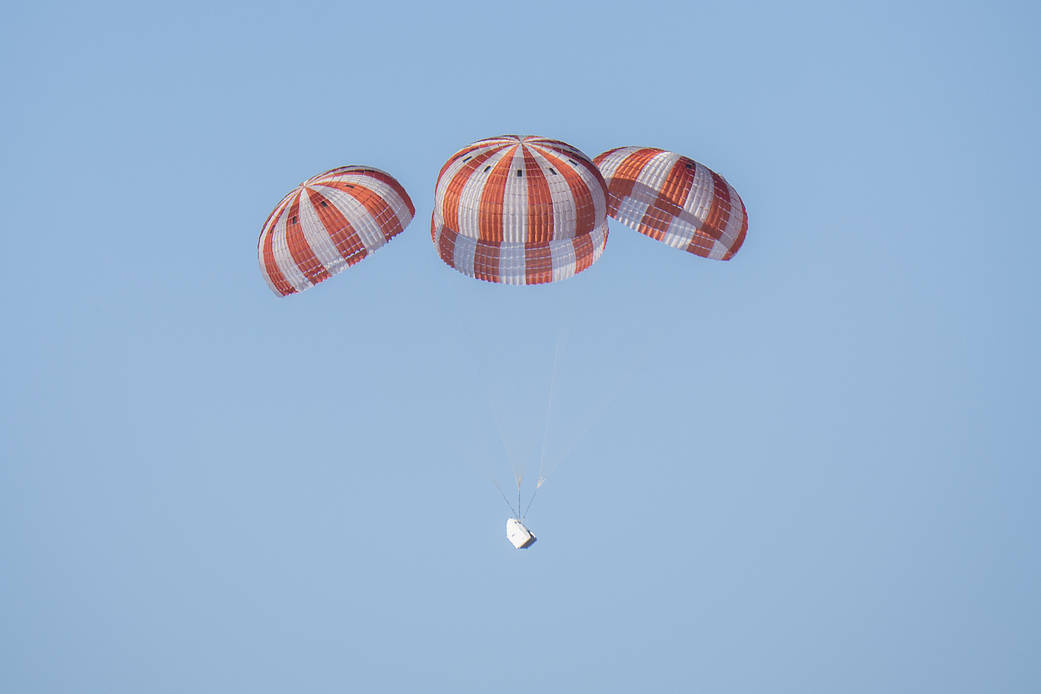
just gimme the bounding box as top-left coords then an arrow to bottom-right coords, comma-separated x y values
258,166 -> 415,296
431,135 -> 609,285
593,147 -> 747,260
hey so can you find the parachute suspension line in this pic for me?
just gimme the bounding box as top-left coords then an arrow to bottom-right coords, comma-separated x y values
537,329 -> 567,480
538,363 -> 642,489
463,331 -> 524,510
522,475 -> 545,520
514,468 -> 524,522
493,478 -> 518,517
527,329 -> 567,520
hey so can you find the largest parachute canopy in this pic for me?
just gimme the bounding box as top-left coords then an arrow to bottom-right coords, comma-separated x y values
594,147 -> 747,260
258,166 -> 415,296
432,135 -> 609,285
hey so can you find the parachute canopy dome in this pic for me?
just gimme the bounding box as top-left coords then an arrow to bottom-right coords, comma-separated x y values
432,135 -> 609,285
258,166 -> 415,296
593,147 -> 747,260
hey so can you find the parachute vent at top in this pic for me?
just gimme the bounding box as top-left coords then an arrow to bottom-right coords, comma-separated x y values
593,147 -> 747,260
258,166 -> 415,296
431,135 -> 609,285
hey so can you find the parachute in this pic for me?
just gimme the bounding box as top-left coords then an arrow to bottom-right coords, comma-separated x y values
258,166 -> 414,296
593,147 -> 747,260
255,141 -> 749,549
431,135 -> 609,284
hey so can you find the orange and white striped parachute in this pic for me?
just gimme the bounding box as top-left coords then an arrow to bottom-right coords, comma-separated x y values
593,147 -> 747,260
432,135 -> 609,284
258,166 -> 414,296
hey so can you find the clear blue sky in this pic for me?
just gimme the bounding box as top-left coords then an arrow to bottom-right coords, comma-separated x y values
3,1 -> 1039,691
